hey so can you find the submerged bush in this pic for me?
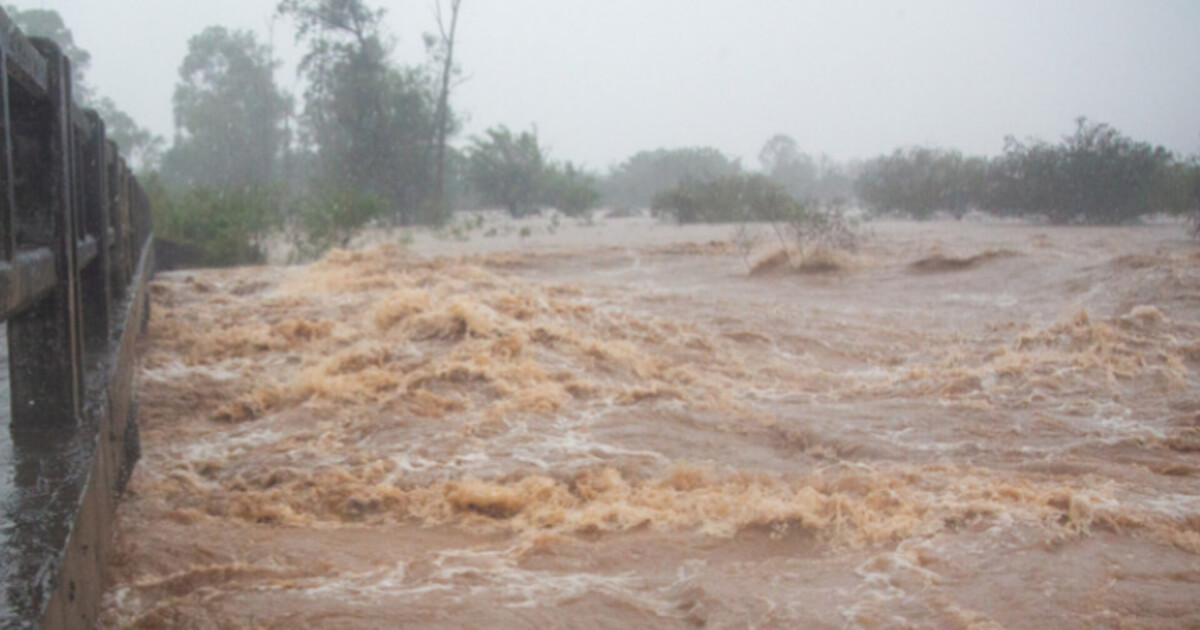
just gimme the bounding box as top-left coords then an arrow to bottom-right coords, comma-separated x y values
291,181 -> 390,261
541,162 -> 602,218
854,119 -> 1193,229
651,174 -> 794,224
786,201 -> 862,253
147,174 -> 278,266
652,173 -> 863,270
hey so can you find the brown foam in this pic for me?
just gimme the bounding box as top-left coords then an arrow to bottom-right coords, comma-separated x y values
909,249 -> 1020,273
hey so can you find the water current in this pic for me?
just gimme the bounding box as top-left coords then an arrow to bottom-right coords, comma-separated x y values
99,219 -> 1200,628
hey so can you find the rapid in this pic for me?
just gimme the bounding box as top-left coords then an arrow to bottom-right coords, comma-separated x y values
99,218 -> 1200,629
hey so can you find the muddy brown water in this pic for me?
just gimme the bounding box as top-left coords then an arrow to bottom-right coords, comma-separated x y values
99,219 -> 1200,629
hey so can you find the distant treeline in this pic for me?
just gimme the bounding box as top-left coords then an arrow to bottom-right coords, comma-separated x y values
855,118 -> 1199,225
14,2 -> 1198,269
621,119 -> 1199,232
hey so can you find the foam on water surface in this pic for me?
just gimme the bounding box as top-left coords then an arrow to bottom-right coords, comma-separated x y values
101,222 -> 1200,629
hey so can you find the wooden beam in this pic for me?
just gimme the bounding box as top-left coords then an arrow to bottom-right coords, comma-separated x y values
8,38 -> 82,429
0,8 -> 48,97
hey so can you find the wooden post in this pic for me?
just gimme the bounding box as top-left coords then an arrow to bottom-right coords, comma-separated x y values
0,46 -> 14,263
80,110 -> 110,350
104,141 -> 126,296
133,178 -> 149,256
116,158 -> 131,282
8,39 -> 82,429
67,101 -> 85,372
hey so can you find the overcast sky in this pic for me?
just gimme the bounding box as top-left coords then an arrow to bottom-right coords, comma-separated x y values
16,0 -> 1200,170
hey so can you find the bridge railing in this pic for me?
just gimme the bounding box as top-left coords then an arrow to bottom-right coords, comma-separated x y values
1,12 -> 151,429
0,8 -> 154,628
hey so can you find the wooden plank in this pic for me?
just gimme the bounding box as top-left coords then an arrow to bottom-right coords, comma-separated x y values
0,8 -> 48,97
71,102 -> 92,141
0,245 -> 55,319
8,38 -> 82,429
74,235 -> 96,270
0,47 -> 14,262
80,109 -> 110,349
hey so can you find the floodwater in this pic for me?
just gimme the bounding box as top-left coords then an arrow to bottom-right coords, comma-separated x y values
99,218 -> 1200,629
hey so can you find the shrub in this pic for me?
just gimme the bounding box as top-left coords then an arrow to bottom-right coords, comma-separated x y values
605,205 -> 640,219
1168,157 -> 1200,238
147,175 -> 278,267
854,147 -> 976,220
291,181 -> 389,260
853,119 -> 1187,227
466,126 -> 544,218
602,147 -> 742,208
651,174 -> 793,224
995,119 -> 1174,225
785,201 -> 862,254
541,162 -> 601,218
652,173 -> 864,270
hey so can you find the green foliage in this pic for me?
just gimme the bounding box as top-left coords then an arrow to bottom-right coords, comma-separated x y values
604,147 -> 742,208
147,175 -> 279,266
1176,157 -> 1200,237
162,26 -> 290,190
541,162 -> 601,218
759,134 -> 856,202
8,5 -> 164,170
291,181 -> 389,260
143,171 -> 175,239
651,174 -> 794,224
1191,162 -> 1200,238
855,147 -> 973,219
855,119 -> 1187,227
785,201 -> 862,253
441,147 -> 478,210
6,5 -> 91,99
294,182 -> 389,258
96,98 -> 165,172
429,0 -> 464,218
466,126 -> 545,217
279,0 -> 442,226
993,118 -> 1175,224
653,173 -> 864,271
606,205 -> 639,219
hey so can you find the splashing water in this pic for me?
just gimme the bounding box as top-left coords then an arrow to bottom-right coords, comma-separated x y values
101,220 -> 1200,629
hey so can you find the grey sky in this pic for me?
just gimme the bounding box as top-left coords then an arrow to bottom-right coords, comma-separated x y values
21,0 -> 1200,170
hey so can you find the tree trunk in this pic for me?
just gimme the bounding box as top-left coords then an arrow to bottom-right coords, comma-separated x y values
432,0 -> 462,218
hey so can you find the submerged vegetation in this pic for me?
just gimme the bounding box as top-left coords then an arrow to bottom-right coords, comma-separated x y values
856,119 -> 1199,226
652,174 -> 863,272
12,2 -> 1198,268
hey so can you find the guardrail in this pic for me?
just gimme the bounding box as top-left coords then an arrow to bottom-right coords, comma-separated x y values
0,8 -> 154,628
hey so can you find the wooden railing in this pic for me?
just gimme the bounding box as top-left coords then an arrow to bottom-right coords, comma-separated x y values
0,7 -> 154,628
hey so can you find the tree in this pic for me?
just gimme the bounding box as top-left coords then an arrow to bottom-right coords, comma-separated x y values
146,172 -> 277,266
996,118 -> 1176,224
541,161 -> 601,217
603,147 -> 742,208
293,180 -> 388,258
278,0 -> 440,225
467,126 -> 544,217
1151,155 -> 1200,236
1189,158 -> 1200,237
855,147 -> 970,219
651,174 -> 794,224
759,134 -> 816,199
94,98 -> 166,172
6,6 -> 92,100
8,5 -> 164,170
161,26 -> 291,190
430,0 -> 463,217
